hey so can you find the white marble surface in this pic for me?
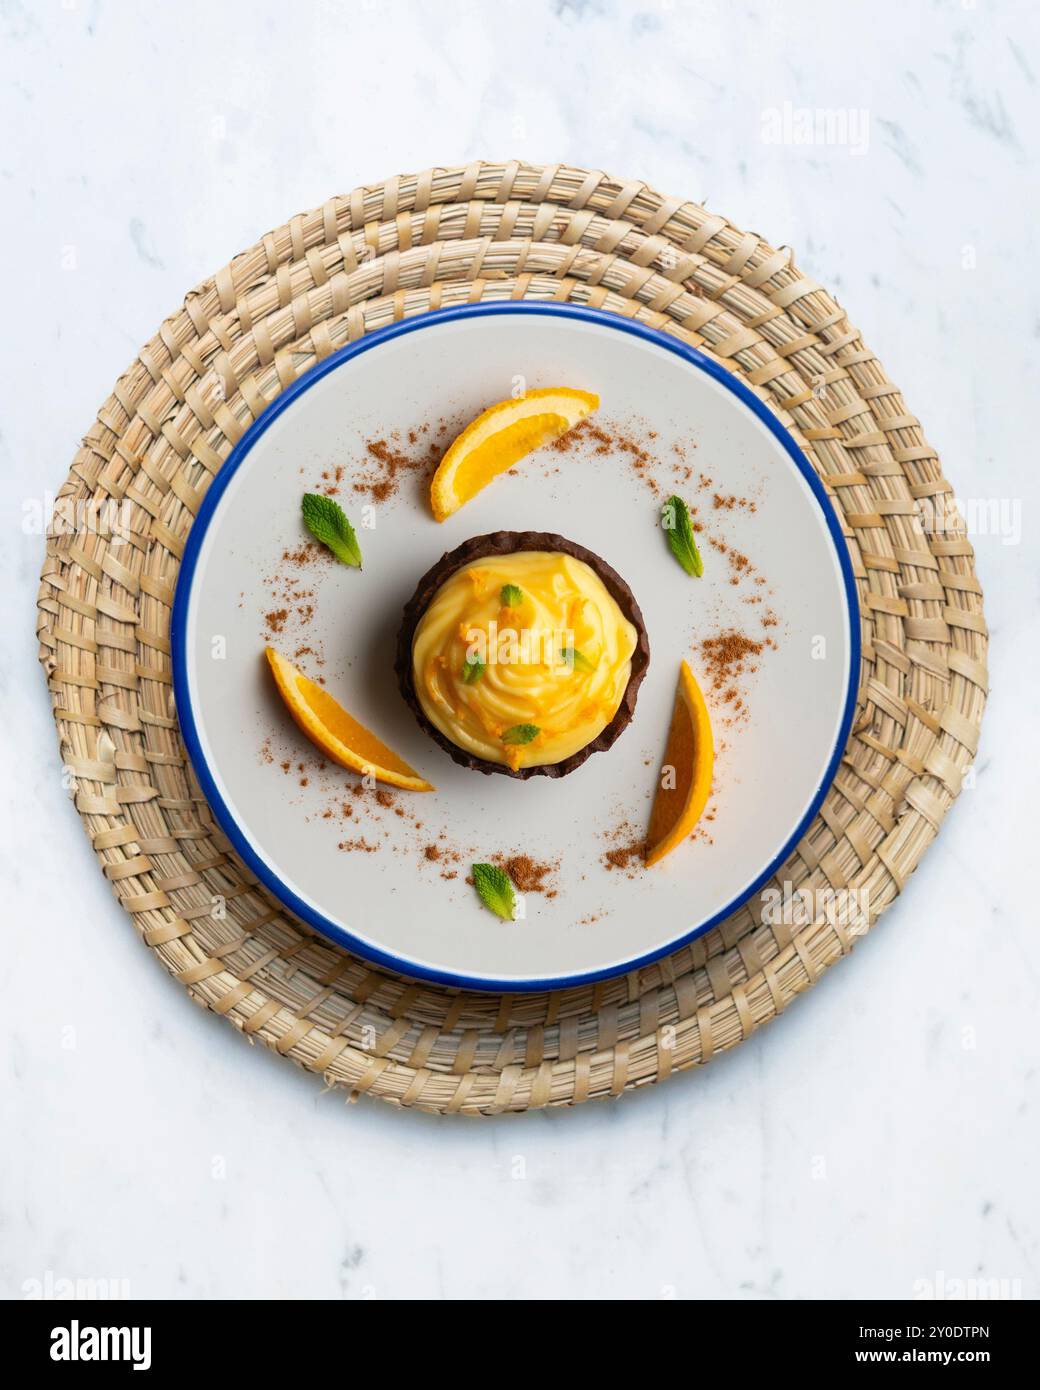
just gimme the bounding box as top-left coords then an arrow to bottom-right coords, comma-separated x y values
2,0 -> 1037,1301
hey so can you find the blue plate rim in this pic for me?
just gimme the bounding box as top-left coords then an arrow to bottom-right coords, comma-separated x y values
171,301 -> 861,992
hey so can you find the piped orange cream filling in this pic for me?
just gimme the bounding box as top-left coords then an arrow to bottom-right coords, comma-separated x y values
411,551 -> 637,770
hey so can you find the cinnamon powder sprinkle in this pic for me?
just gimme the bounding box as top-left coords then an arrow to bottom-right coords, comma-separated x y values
352,434 -> 443,504
700,631 -> 765,691
495,854 -> 558,897
605,841 -> 645,871
282,542 -> 327,567
261,542 -> 323,648
602,817 -> 647,875
318,465 -> 345,496
548,417 -> 685,497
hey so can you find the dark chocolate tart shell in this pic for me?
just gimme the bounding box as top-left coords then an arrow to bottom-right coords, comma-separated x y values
395,531 -> 650,779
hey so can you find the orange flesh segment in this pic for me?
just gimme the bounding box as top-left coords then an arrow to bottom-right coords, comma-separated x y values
451,414 -> 569,503
266,647 -> 433,792
644,660 -> 713,866
430,388 -> 599,521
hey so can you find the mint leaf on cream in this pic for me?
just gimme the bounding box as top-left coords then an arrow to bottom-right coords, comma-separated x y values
661,495 -> 703,578
472,863 -> 516,920
501,723 -> 540,745
301,493 -> 362,568
500,584 -> 523,607
560,647 -> 597,674
462,655 -> 485,684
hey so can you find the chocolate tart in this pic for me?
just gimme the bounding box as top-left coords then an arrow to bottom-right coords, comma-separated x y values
395,531 -> 650,779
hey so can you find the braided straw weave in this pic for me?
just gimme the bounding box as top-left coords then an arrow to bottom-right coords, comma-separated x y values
36,162 -> 987,1114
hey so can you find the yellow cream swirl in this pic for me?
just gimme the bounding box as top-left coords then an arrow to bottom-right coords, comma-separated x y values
411,551 -> 637,770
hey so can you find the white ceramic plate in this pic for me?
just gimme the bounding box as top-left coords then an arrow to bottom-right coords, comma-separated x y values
172,304 -> 859,990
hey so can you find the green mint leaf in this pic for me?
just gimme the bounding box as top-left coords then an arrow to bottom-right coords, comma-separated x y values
301,493 -> 362,568
500,584 -> 523,607
560,647 -> 597,674
461,655 -> 485,684
661,495 -> 703,578
472,863 -> 516,920
501,723 -> 540,745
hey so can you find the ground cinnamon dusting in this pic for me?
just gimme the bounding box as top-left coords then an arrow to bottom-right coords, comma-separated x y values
701,631 -> 766,690
602,817 -> 647,876
495,854 -> 558,897
698,629 -> 777,727
605,841 -> 645,871
317,465 -> 345,496
551,417 -> 665,495
260,561 -> 321,651
282,542 -> 327,567
351,433 -> 443,504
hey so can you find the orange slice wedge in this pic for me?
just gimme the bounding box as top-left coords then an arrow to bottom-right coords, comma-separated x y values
265,647 -> 434,792
429,387 -> 599,521
644,660 -> 714,867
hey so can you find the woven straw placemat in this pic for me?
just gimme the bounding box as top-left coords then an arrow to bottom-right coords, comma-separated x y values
37,162 -> 987,1115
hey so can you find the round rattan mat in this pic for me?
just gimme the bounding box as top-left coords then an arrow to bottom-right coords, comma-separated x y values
37,162 -> 988,1115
